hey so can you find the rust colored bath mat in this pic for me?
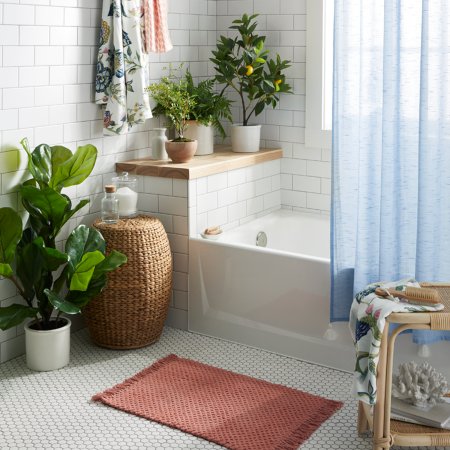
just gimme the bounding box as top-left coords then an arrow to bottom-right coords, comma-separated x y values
92,354 -> 343,450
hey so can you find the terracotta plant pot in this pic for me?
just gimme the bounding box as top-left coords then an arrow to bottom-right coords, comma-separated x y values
165,140 -> 198,163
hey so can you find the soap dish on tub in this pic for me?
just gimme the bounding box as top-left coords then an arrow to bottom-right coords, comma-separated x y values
201,226 -> 222,240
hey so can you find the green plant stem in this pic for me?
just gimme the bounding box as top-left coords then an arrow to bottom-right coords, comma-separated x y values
247,97 -> 267,123
224,70 -> 248,125
34,313 -> 42,329
239,85 -> 247,125
9,275 -> 29,306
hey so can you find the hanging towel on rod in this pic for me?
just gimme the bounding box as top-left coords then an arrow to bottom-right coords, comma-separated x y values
141,0 -> 173,53
95,0 -> 152,135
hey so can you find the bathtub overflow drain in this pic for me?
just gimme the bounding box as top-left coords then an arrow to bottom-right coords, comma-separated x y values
256,231 -> 267,247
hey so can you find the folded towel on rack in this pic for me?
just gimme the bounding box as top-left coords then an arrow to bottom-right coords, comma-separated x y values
349,278 -> 444,405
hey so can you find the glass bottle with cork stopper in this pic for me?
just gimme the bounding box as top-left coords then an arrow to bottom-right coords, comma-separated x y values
101,185 -> 119,224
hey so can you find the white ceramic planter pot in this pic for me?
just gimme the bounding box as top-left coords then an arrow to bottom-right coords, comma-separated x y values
230,124 -> 261,153
184,121 -> 214,155
25,318 -> 71,371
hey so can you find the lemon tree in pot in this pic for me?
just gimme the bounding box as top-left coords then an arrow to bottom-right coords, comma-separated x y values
0,139 -> 127,371
183,70 -> 232,155
148,73 -> 198,163
211,13 -> 292,152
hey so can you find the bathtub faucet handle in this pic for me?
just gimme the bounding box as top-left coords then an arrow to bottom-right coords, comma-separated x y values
256,231 -> 267,247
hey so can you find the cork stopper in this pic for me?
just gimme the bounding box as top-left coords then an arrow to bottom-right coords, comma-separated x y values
105,184 -> 116,193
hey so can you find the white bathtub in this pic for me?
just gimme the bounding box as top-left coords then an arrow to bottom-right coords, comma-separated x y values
188,209 -> 356,372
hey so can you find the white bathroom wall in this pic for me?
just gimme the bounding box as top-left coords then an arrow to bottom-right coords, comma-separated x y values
0,0 -> 215,363
189,159 -> 281,236
216,0 -> 331,214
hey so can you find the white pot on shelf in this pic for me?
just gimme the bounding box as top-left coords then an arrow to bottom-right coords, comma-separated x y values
230,124 -> 261,153
25,318 -> 71,371
184,121 -> 214,155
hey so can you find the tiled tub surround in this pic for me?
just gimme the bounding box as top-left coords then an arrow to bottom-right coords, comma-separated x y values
189,158 -> 281,236
136,175 -> 190,331
121,149 -> 283,330
117,148 -> 283,236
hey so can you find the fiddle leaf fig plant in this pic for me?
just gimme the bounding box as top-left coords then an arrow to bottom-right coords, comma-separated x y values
0,138 -> 127,331
211,13 -> 293,125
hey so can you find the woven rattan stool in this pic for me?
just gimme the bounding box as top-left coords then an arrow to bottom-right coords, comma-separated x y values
84,216 -> 172,349
357,283 -> 450,449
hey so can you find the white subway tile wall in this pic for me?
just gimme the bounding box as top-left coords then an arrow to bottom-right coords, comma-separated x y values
0,0 -> 331,363
217,0 -> 330,214
0,0 -> 216,363
134,175 -> 191,330
190,159 -> 281,236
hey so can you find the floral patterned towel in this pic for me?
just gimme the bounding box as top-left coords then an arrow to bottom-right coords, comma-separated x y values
96,0 -> 152,135
349,278 -> 444,405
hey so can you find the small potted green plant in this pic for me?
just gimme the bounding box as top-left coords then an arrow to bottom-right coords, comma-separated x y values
211,13 -> 293,152
148,73 -> 198,163
0,139 -> 127,371
183,70 -> 232,155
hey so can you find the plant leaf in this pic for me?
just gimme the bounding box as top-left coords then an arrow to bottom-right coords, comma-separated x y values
66,275 -> 107,308
0,207 -> 22,265
33,237 -> 69,271
254,101 -> 265,116
62,198 -> 90,224
44,289 -> 81,315
20,186 -> 69,235
51,145 -> 72,174
0,263 -> 13,277
92,250 -> 127,279
21,139 -> 52,188
0,304 -> 38,331
69,250 -> 105,292
15,235 -> 44,302
50,144 -> 97,190
66,225 -> 106,274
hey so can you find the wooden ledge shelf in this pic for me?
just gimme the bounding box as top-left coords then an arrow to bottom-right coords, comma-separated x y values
116,146 -> 282,180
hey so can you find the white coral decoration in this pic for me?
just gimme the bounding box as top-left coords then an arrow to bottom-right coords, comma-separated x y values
392,361 -> 448,407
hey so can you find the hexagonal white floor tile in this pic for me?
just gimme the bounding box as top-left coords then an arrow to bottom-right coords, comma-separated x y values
0,328 -> 446,450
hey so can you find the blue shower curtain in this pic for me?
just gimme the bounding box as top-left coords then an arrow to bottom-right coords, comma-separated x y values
331,0 -> 450,343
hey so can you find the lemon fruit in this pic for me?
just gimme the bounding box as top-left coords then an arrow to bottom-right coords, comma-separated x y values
245,65 -> 254,76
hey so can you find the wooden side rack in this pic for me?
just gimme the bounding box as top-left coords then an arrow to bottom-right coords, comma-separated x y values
358,283 -> 450,449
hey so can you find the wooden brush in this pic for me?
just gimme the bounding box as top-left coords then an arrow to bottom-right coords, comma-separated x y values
374,287 -> 440,306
